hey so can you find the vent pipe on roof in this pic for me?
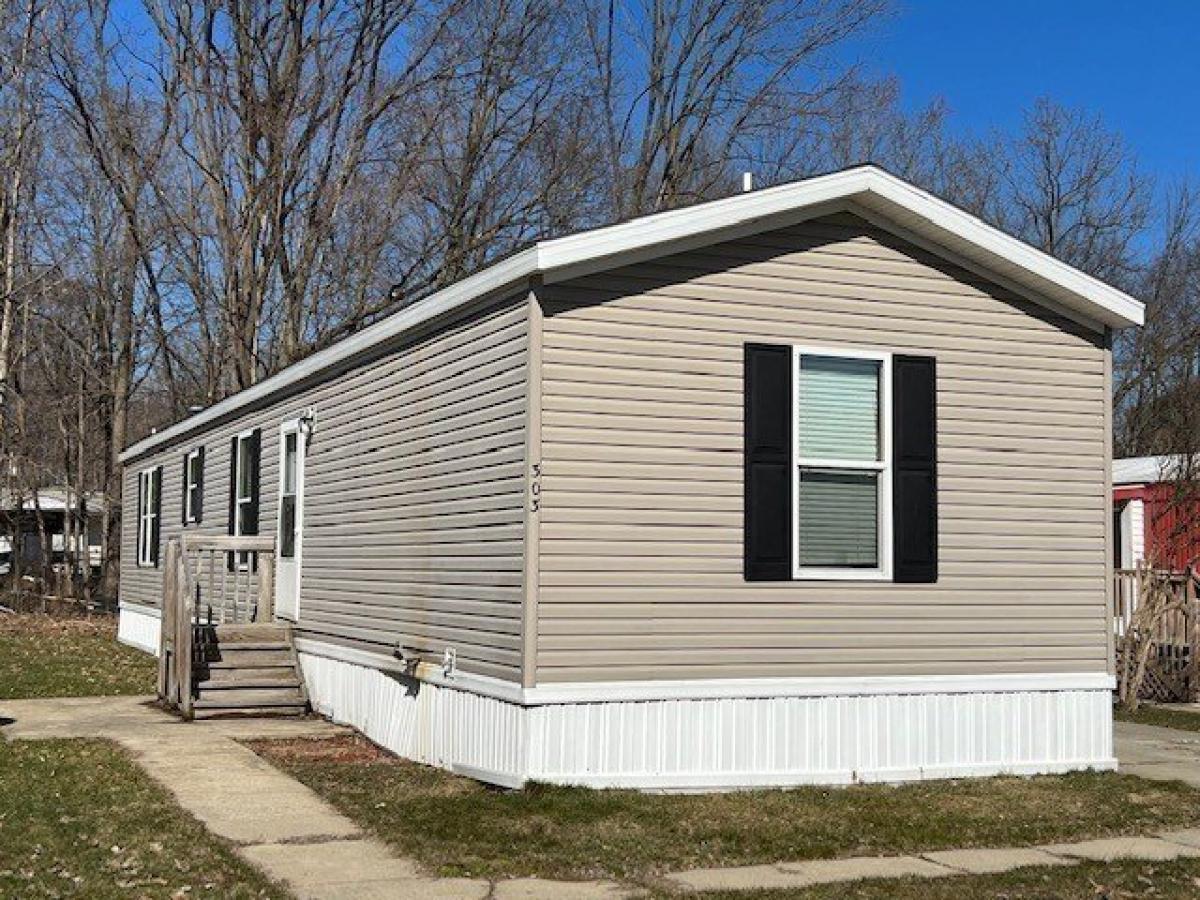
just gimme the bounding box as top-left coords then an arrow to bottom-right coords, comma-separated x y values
742,171 -> 754,192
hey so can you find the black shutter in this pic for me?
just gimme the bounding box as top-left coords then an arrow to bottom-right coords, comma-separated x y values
744,343 -> 793,581
150,466 -> 163,567
892,355 -> 938,583
135,470 -> 144,565
181,454 -> 189,525
227,436 -> 238,571
195,445 -> 205,524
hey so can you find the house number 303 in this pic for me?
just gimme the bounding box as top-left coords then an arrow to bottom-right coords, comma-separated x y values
529,463 -> 542,512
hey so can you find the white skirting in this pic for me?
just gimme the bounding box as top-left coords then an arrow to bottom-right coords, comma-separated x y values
297,644 -> 1116,792
299,651 -> 529,787
117,602 -> 162,656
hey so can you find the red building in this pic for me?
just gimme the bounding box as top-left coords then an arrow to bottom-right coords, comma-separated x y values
1113,456 -> 1200,571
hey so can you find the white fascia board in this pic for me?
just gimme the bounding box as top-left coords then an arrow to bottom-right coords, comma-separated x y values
857,172 -> 1145,329
535,166 -> 1143,329
535,167 -> 869,274
120,248 -> 539,463
121,165 -> 1143,463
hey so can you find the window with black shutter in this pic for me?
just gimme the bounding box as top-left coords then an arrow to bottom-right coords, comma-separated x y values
743,344 -> 937,583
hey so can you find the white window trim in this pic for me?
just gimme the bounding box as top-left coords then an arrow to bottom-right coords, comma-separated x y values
275,418 -> 305,622
183,448 -> 202,524
232,429 -> 256,567
277,418 -> 303,562
136,467 -> 157,568
791,344 -> 893,581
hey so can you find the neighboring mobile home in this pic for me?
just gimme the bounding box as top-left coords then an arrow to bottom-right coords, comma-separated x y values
118,165 -> 1142,790
1113,455 -> 1200,570
0,487 -> 105,576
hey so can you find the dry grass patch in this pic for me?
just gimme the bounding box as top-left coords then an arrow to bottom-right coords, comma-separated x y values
0,613 -> 156,699
0,738 -> 287,899
250,734 -> 1200,882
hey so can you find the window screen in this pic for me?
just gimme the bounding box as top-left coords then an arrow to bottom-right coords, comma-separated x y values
795,351 -> 887,574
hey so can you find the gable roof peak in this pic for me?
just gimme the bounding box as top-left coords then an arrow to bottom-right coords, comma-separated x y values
121,165 -> 1142,463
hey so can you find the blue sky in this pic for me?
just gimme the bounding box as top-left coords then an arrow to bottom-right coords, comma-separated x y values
841,0 -> 1200,181
107,0 -> 1198,183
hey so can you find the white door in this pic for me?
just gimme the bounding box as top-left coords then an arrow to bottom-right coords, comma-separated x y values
275,422 -> 305,620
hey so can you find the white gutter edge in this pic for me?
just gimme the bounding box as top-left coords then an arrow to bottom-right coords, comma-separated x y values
120,247 -> 539,463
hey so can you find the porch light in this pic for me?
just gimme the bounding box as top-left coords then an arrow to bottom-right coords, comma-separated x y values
298,408 -> 316,438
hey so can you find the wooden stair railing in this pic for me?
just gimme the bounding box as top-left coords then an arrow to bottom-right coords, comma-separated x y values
158,535 -> 281,719
157,538 -> 194,717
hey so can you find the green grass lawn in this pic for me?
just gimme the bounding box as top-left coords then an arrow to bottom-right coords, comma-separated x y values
250,734 -> 1200,882
655,858 -> 1200,899
0,614 -> 156,699
1116,703 -> 1200,734
0,738 -> 287,899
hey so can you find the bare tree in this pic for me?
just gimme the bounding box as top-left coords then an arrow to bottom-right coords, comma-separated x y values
140,0 -> 465,390
44,0 -> 181,597
997,98 -> 1150,284
586,0 -> 889,218
0,0 -> 43,397
791,74 -> 1006,218
409,0 -> 603,289
1116,182 -> 1200,456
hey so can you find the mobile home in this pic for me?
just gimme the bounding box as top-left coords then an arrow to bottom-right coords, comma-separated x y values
1113,455 -> 1200,571
119,165 -> 1142,789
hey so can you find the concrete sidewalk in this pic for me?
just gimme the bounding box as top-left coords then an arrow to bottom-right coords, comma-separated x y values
5,698 -> 1200,898
0,696 -> 624,900
1116,719 -> 1200,788
665,832 -> 1200,892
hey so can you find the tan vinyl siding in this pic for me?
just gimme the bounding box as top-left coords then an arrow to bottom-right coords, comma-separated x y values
119,297 -> 529,682
536,213 -> 1108,683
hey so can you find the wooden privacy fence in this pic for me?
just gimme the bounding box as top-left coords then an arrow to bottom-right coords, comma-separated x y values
157,535 -> 277,718
1114,567 -> 1200,702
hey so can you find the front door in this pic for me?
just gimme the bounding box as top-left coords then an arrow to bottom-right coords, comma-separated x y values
275,421 -> 304,620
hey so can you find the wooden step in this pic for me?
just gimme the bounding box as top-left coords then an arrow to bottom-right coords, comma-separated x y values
180,618 -> 308,720
193,687 -> 307,709
208,624 -> 292,643
198,665 -> 298,683
192,706 -> 308,720
199,640 -> 292,652
200,650 -> 296,668
196,674 -> 303,691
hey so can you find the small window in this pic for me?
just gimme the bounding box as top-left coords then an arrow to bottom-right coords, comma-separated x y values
235,436 -> 254,537
793,348 -> 892,579
279,431 -> 298,559
183,447 -> 204,524
136,467 -> 162,567
229,430 -> 260,568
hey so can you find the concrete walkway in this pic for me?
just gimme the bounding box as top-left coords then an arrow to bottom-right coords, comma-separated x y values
0,697 -> 624,900
1116,719 -> 1200,788
665,832 -> 1200,892
6,699 -> 1200,898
